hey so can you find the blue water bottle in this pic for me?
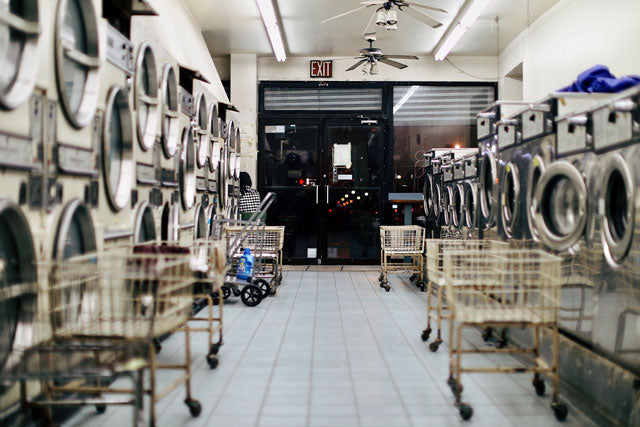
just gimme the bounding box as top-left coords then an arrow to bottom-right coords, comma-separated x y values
236,248 -> 254,282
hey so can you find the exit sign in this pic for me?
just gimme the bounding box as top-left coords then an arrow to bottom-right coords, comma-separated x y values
310,60 -> 333,78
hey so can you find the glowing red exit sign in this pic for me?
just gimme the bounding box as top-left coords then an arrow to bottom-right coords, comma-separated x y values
310,60 -> 333,78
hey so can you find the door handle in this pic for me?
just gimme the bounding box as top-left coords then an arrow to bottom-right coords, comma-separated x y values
315,185 -> 319,204
326,185 -> 329,204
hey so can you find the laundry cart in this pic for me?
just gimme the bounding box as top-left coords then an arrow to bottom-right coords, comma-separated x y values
421,239 -> 509,351
30,250 -> 202,426
444,248 -> 567,422
378,225 -> 425,292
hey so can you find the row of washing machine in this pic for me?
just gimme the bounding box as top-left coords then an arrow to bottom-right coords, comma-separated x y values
0,0 -> 243,367
423,87 -> 640,373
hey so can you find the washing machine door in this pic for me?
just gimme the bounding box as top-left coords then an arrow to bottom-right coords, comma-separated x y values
193,203 -> 207,240
135,42 -> 159,151
0,200 -> 37,372
134,202 -> 156,244
160,203 -> 179,242
600,153 -> 635,266
103,85 -> 134,211
218,144 -> 227,212
423,174 -> 433,219
194,93 -> 209,169
526,154 -> 547,242
0,1 -> 40,109
433,179 -> 442,223
234,127 -> 242,179
500,161 -> 521,239
443,185 -> 452,227
227,121 -> 235,179
208,103 -> 220,173
180,125 -> 196,210
479,148 -> 498,228
55,0 -> 100,128
452,183 -> 464,231
464,181 -> 477,230
534,160 -> 587,252
160,63 -> 179,159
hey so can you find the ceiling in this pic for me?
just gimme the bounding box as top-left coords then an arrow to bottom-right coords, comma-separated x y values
184,0 -> 559,58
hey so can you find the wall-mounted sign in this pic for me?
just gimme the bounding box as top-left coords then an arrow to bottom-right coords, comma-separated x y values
310,60 -> 333,78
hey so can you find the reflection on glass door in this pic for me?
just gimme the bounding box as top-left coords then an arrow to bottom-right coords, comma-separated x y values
325,123 -> 382,261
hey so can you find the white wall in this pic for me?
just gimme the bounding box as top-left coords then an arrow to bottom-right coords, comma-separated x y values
259,56 -> 498,82
500,0 -> 640,101
231,55 -> 258,182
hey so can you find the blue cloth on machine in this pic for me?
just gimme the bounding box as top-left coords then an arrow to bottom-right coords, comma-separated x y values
558,65 -> 640,93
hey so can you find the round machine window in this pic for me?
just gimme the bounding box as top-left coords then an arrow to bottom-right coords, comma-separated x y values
0,0 -> 40,109
194,204 -> 207,240
180,126 -> 197,210
226,121 -> 235,179
208,103 -> 220,173
161,63 -> 179,158
103,85 -> 134,211
433,182 -> 442,221
601,155 -> 635,265
479,151 -> 497,226
464,183 -> 476,229
423,175 -> 433,218
135,42 -> 159,151
0,200 -> 37,371
211,140 -> 221,172
534,161 -> 587,252
501,162 -> 520,235
526,156 -> 546,242
452,184 -> 463,228
160,203 -> 180,242
218,151 -> 228,211
443,186 -> 452,226
55,0 -> 100,128
195,93 -> 209,169
135,203 -> 156,244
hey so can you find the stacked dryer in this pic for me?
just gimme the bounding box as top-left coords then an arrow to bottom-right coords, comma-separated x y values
461,151 -> 480,239
192,84 -> 211,241
423,149 -> 451,238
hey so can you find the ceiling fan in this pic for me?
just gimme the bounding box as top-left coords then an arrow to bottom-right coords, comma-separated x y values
322,1 -> 448,34
345,34 -> 418,75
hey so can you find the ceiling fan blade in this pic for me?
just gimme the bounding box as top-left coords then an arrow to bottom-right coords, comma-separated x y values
379,58 -> 409,69
346,59 -> 369,72
402,4 -> 443,28
403,1 -> 448,14
322,5 -> 371,23
384,54 -> 419,60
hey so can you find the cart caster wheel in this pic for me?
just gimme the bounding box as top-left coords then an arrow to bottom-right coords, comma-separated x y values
207,354 -> 219,369
185,399 -> 202,417
410,274 -> 417,282
429,340 -> 442,352
532,378 -> 546,396
241,285 -> 262,307
210,343 -> 221,355
384,285 -> 391,292
269,287 -> 277,296
211,292 -> 220,306
421,328 -> 431,342
378,273 -> 384,282
416,281 -> 425,292
254,278 -> 270,298
458,404 -> 473,420
222,286 -> 231,300
495,336 -> 507,348
95,404 -> 107,414
551,402 -> 568,421
153,340 -> 162,354
481,327 -> 492,342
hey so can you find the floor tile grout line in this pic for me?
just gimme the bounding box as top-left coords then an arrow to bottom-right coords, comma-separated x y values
254,268 -> 306,425
305,270 -> 320,427
333,271 -> 362,427
346,271 -> 413,425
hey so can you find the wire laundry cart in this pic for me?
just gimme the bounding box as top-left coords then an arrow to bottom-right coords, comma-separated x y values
22,250 -> 201,426
421,239 -> 509,351
443,248 -> 568,422
378,225 -> 425,292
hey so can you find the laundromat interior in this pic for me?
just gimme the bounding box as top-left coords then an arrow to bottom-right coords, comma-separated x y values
1,0 -> 640,426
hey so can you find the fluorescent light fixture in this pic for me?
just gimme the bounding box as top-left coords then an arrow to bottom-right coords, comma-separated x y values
393,85 -> 419,114
256,0 -> 286,62
435,0 -> 491,61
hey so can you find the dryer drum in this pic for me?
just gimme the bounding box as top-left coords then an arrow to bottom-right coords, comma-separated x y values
180,125 -> 197,210
103,85 -> 134,212
135,42 -> 159,151
0,0 -> 40,109
601,154 -> 635,265
160,63 -> 180,159
55,0 -> 100,129
534,161 -> 587,252
0,201 -> 37,372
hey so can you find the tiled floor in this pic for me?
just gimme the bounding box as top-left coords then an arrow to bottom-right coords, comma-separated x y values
65,271 -> 594,427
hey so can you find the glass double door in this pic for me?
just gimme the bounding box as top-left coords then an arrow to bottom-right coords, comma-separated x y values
262,119 -> 384,264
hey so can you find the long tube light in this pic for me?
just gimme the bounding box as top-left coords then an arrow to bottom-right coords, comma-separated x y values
256,0 -> 286,62
435,0 -> 491,61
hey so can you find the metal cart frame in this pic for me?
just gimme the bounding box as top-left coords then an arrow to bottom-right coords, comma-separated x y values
378,225 -> 425,292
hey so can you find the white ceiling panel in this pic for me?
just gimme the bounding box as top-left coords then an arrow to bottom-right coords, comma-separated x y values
184,0 -> 560,58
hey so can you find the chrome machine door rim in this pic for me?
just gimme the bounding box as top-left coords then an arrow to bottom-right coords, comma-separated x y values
208,102 -> 220,172
0,200 -> 37,372
180,125 -> 196,210
160,63 -> 179,158
226,120 -> 235,179
160,202 -> 180,242
193,203 -> 207,240
134,41 -> 159,151
443,185 -> 452,226
218,143 -> 227,211
0,0 -> 41,109
194,92 -> 209,169
600,153 -> 635,266
433,180 -> 442,222
464,181 -> 477,229
423,174 -> 433,219
103,85 -> 134,212
234,127 -> 241,179
526,154 -> 546,242
479,149 -> 498,227
452,183 -> 463,229
133,201 -> 157,244
54,199 -> 97,260
55,0 -> 100,129
534,161 -> 587,252
500,161 -> 521,238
